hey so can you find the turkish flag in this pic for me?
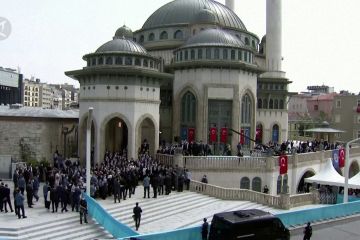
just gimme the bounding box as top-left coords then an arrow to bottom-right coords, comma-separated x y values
339,148 -> 345,168
279,155 -> 288,175
220,128 -> 228,143
188,128 -> 195,142
240,129 -> 245,145
210,127 -> 217,143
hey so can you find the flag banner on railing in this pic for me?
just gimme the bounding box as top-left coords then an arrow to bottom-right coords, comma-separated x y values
188,128 -> 195,142
332,149 -> 339,169
339,148 -> 345,168
279,155 -> 288,175
209,127 -> 217,143
220,127 -> 228,143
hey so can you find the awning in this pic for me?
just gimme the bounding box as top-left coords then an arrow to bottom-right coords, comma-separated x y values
304,127 -> 345,133
305,159 -> 345,186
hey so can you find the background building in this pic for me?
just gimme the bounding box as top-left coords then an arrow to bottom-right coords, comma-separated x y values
0,67 -> 23,105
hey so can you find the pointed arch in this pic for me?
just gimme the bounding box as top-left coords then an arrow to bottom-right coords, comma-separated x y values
135,113 -> 158,157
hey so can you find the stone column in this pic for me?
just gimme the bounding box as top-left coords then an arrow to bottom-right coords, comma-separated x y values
128,123 -> 136,160
279,193 -> 290,209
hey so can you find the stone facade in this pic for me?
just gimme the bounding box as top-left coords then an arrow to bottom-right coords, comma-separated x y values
0,116 -> 77,162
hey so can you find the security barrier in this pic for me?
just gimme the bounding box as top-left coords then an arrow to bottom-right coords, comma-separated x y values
84,194 -> 139,238
118,226 -> 202,240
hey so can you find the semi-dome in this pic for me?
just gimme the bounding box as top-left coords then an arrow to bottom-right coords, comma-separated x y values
183,28 -> 244,48
142,0 -> 246,31
114,25 -> 133,39
96,38 -> 147,54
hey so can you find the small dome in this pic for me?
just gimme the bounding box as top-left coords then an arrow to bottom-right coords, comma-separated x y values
114,25 -> 133,39
96,38 -> 147,54
193,8 -> 216,24
183,28 -> 244,48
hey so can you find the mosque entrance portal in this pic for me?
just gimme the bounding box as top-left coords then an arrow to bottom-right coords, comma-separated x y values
105,117 -> 128,155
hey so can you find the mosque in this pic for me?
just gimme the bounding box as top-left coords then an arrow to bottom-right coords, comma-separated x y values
66,0 -> 291,162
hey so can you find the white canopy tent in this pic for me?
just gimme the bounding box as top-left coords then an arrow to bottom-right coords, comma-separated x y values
305,159 -> 345,186
349,172 -> 360,189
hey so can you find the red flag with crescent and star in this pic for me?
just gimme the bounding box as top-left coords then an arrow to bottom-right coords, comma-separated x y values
220,127 -> 228,143
188,128 -> 195,142
339,148 -> 345,168
210,127 -> 217,143
279,155 -> 288,175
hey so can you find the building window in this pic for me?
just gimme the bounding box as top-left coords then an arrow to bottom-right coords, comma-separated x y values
198,49 -> 203,59
252,177 -> 261,192
336,100 -> 341,108
231,50 -> 235,60
257,99 -> 262,109
135,58 -> 141,66
245,37 -> 249,45
139,35 -> 144,43
91,58 -> 96,66
125,56 -> 132,65
223,49 -> 228,59
238,50 -> 242,60
143,59 -> 148,67
357,99 -> 360,107
106,57 -> 113,65
279,99 -> 284,109
241,94 -> 252,124
214,48 -> 219,59
181,91 -> 196,128
180,51 -> 183,61
269,99 -> 274,109
174,30 -> 183,39
98,57 -> 104,65
190,49 -> 195,60
272,124 -> 280,143
206,48 -> 211,59
148,33 -> 155,41
160,31 -> 168,40
240,177 -> 250,189
274,99 -> 279,109
314,105 -> 319,111
115,56 -> 122,65
252,40 -> 256,48
185,50 -> 188,60
150,61 -> 154,68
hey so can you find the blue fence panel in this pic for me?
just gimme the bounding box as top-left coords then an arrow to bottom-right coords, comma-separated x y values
336,194 -> 360,204
118,226 -> 202,240
276,201 -> 360,228
85,194 -> 139,238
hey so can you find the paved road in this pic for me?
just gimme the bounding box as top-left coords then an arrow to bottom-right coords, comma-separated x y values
290,215 -> 360,240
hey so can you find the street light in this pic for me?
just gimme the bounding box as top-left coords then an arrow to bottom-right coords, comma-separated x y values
86,107 -> 93,195
344,137 -> 360,203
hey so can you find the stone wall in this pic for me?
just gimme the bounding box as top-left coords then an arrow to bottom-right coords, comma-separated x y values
0,117 -> 77,163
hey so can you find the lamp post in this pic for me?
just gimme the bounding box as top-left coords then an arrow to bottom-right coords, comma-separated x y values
86,107 -> 93,195
344,137 -> 360,203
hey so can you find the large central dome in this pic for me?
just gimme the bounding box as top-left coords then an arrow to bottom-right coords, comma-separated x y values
142,0 -> 246,31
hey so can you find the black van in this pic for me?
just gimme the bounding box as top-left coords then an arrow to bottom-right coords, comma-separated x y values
208,209 -> 290,240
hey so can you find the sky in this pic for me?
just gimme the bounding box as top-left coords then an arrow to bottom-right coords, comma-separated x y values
0,0 -> 359,93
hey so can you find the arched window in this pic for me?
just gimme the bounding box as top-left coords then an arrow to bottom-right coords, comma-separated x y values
106,57 -> 113,65
180,91 -> 196,130
98,57 -> 104,65
245,37 -> 250,45
160,31 -> 168,40
185,50 -> 188,60
241,94 -> 252,125
115,56 -> 122,65
279,100 -> 284,109
231,50 -> 236,60
174,30 -> 183,39
214,48 -> 220,59
125,56 -> 132,65
148,33 -> 155,41
180,51 -> 183,61
269,99 -> 274,109
274,99 -> 279,109
91,58 -> 96,66
223,49 -> 228,59
135,58 -> 141,66
252,40 -> 256,48
277,175 -> 282,194
198,49 -> 203,59
206,48 -> 211,59
272,124 -> 279,143
143,59 -> 148,67
263,99 -> 268,109
139,35 -> 144,43
258,99 -> 262,109
238,50 -> 242,60
252,177 -> 261,192
150,61 -> 154,68
240,177 -> 250,189
190,49 -> 195,60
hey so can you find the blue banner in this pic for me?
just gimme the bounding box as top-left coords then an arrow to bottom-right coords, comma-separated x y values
181,127 -> 188,141
332,149 -> 339,170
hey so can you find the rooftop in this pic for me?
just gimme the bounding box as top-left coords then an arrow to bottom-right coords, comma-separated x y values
0,105 -> 79,119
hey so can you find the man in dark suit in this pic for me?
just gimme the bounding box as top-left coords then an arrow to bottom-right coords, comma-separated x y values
133,202 -> 142,231
0,182 -> 5,212
2,184 -> 14,213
